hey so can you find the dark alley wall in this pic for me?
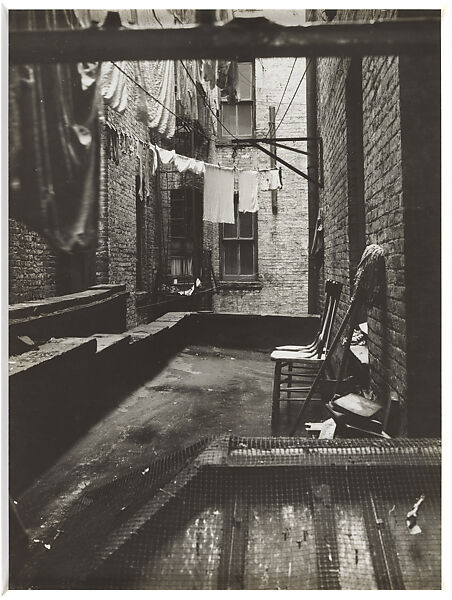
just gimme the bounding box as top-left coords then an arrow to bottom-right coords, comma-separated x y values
310,9 -> 440,435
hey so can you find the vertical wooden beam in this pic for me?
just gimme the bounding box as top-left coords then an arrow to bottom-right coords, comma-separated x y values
269,106 -> 278,215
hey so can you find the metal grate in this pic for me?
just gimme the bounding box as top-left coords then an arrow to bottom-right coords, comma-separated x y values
24,437 -> 441,590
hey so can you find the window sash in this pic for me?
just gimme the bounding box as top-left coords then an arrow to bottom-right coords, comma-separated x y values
220,197 -> 257,279
219,61 -> 255,139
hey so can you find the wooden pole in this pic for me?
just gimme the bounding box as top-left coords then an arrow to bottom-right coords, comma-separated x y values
269,106 -> 278,215
9,18 -> 440,64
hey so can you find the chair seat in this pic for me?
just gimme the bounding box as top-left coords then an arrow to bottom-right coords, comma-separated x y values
271,350 -> 324,363
275,344 -> 314,352
332,393 -> 382,419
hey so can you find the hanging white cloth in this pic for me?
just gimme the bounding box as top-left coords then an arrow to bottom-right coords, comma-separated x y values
238,170 -> 259,213
260,168 -> 282,191
173,154 -> 196,173
156,146 -> 176,165
203,164 -> 235,224
191,159 -> 206,175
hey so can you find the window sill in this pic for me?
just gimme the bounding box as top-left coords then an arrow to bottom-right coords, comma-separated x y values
218,280 -> 263,291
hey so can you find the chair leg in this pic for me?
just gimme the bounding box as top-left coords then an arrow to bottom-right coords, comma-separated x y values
271,360 -> 282,434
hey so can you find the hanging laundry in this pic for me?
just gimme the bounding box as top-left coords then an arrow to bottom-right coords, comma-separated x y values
173,154 -> 206,175
9,11 -> 100,252
217,60 -> 239,104
77,62 -> 98,91
149,146 -> 158,176
100,61 -> 129,114
260,168 -> 282,191
173,154 -> 196,173
191,159 -> 206,176
238,170 -> 259,213
203,59 -> 217,90
156,146 -> 176,165
203,164 -> 235,224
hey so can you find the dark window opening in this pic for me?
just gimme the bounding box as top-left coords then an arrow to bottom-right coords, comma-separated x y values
220,194 -> 258,280
169,187 -> 203,281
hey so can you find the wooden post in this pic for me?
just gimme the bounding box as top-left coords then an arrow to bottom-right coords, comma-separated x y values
269,106 -> 278,214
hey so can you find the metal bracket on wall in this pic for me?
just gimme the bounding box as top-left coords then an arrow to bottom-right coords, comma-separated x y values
231,137 -> 324,188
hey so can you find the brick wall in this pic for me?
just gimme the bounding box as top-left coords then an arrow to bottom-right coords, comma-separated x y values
9,219 -> 57,303
207,57 -> 309,316
312,9 -> 441,435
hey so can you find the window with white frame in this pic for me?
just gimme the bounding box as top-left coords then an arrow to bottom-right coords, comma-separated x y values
219,61 -> 254,138
220,194 -> 258,280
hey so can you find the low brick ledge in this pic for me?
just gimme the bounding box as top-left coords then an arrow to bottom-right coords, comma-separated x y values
9,285 -> 127,321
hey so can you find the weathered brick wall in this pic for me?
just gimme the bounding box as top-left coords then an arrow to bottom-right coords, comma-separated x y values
313,8 -> 441,434
314,9 -> 407,416
101,61 -> 175,327
9,219 -> 57,303
207,57 -> 309,316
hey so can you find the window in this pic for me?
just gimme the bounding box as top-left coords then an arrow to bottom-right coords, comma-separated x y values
220,61 -> 254,138
220,194 -> 258,280
169,188 -> 202,280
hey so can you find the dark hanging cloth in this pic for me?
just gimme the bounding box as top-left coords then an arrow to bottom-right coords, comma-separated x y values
216,60 -> 239,104
9,10 -> 100,253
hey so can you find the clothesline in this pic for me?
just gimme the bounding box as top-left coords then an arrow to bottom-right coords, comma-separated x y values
102,119 -> 282,224
102,118 -> 282,177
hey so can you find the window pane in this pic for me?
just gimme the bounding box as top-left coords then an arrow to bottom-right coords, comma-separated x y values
238,62 -> 253,100
222,103 -> 236,136
223,196 -> 238,237
223,220 -> 237,238
224,241 -> 239,275
239,212 -> 253,238
237,103 -> 253,136
239,241 -> 254,275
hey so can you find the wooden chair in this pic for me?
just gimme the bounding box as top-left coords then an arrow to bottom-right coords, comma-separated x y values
286,244 -> 386,437
274,279 -> 343,357
323,392 -> 391,438
270,280 -> 343,431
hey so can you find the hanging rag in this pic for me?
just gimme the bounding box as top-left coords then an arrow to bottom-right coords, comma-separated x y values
174,154 -> 196,173
238,170 -> 259,213
156,146 -> 176,165
260,168 -> 282,191
203,164 -> 235,224
149,145 -> 158,176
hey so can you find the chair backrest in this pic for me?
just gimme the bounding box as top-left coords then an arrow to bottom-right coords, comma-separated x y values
316,280 -> 343,358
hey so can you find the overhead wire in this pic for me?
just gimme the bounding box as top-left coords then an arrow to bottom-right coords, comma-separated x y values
274,58 -> 310,134
263,57 -> 298,138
